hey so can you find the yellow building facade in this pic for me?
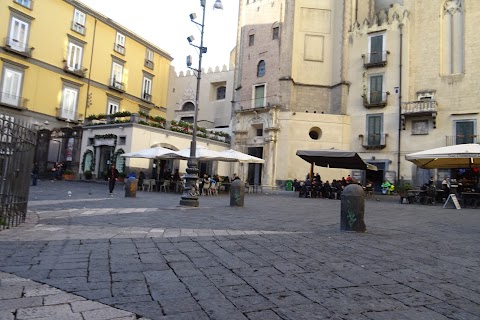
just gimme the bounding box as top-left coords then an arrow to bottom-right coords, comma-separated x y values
0,0 -> 172,173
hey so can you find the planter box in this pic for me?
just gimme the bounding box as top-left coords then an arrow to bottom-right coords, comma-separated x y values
63,174 -> 75,181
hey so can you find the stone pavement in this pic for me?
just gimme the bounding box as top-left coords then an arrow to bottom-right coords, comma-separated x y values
0,180 -> 479,320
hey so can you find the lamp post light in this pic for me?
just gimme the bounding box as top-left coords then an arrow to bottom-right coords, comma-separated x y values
180,0 -> 223,207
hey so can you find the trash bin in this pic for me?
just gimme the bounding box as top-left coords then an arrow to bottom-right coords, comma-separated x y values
285,180 -> 293,191
125,178 -> 138,198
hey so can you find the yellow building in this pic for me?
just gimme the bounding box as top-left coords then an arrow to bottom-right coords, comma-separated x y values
0,0 -> 173,174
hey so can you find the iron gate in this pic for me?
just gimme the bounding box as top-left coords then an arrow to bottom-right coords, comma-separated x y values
0,114 -> 37,230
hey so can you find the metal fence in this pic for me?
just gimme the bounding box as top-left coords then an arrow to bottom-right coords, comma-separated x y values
0,114 -> 37,230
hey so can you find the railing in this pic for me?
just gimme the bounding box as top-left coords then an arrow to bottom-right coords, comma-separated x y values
144,59 -> 154,69
360,133 -> 387,149
114,43 -> 125,55
0,92 -> 28,110
63,62 -> 87,77
56,107 -> 83,122
445,135 -> 478,146
109,77 -> 125,92
362,91 -> 388,108
362,51 -> 389,68
71,21 -> 86,35
0,114 -> 37,230
142,92 -> 152,102
3,37 -> 33,58
401,100 -> 437,115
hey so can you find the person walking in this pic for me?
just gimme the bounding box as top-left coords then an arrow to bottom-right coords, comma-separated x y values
31,162 -> 39,186
107,164 -> 119,195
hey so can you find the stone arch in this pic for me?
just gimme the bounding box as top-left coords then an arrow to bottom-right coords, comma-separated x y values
181,101 -> 195,112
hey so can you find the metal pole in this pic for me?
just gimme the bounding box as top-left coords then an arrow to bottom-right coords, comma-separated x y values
180,1 -> 207,207
397,24 -> 403,184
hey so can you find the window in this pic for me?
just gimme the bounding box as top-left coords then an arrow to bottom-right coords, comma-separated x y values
254,84 -> 266,108
412,120 -> 429,135
455,120 -> 475,144
119,137 -> 126,145
66,42 -> 83,71
442,0 -> 464,74
257,60 -> 266,77
249,34 -> 255,46
368,34 -> 384,64
110,62 -> 124,91
142,77 -> 152,101
60,86 -> 78,120
107,100 -> 119,115
72,9 -> 86,35
181,117 -> 194,123
1,66 -> 23,107
272,26 -> 279,40
15,0 -> 32,9
87,138 -> 94,146
368,74 -> 384,104
182,102 -> 195,111
216,86 -> 226,100
8,17 -> 29,52
145,49 -> 154,69
367,114 -> 383,146
256,126 -> 263,136
114,32 -> 126,54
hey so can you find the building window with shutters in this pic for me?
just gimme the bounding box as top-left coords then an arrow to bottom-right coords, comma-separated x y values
257,60 -> 265,77
253,84 -> 266,108
454,120 -> 476,145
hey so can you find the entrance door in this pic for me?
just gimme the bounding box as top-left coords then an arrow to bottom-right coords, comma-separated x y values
98,146 -> 114,179
247,147 -> 263,185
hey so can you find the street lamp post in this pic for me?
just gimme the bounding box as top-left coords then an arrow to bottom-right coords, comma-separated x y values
180,0 -> 223,207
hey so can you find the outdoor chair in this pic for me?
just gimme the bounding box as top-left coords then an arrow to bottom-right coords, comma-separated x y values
142,179 -> 154,192
160,180 -> 170,192
245,183 -> 253,193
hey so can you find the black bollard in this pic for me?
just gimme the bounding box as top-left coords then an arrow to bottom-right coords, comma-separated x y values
340,184 -> 366,232
125,178 -> 138,198
230,179 -> 244,207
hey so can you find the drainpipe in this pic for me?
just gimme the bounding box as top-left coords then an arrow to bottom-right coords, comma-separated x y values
397,24 -> 403,183
84,18 -> 97,119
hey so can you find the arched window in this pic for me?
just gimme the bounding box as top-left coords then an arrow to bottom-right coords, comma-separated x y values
442,0 -> 464,74
257,60 -> 266,77
182,102 -> 195,111
216,86 -> 226,100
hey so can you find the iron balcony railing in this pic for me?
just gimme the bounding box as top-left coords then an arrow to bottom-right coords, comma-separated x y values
63,62 -> 87,78
401,100 -> 437,115
71,21 -> 86,35
362,91 -> 389,108
142,92 -> 152,102
109,77 -> 125,92
0,92 -> 28,110
445,135 -> 478,146
114,43 -> 125,55
144,59 -> 154,69
56,107 -> 83,122
362,50 -> 389,68
3,37 -> 34,58
360,133 -> 387,149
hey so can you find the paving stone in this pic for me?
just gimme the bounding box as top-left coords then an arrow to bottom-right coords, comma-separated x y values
275,302 -> 336,320
245,310 -> 283,320
158,296 -> 202,315
372,283 -> 417,295
229,294 -> 277,312
425,302 -> 480,320
16,304 -> 75,319
43,293 -> 85,305
265,291 -> 313,307
364,306 -> 450,320
0,297 -> 43,311
114,301 -> 162,319
218,284 -> 258,298
155,311 -> 210,320
81,307 -> 136,320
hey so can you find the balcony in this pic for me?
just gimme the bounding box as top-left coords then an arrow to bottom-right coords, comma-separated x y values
144,59 -> 154,69
113,43 -> 125,55
360,133 -> 387,149
63,62 -> 87,78
0,92 -> 28,110
3,37 -> 34,58
109,78 -> 125,93
71,21 -> 86,35
401,100 -> 437,129
362,51 -> 389,68
445,135 -> 478,146
362,91 -> 389,108
141,92 -> 152,103
56,108 -> 83,122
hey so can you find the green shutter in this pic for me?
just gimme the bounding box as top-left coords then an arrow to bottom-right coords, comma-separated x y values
370,35 -> 383,63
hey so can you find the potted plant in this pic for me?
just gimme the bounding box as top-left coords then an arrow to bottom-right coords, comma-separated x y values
118,172 -> 127,182
397,182 -> 413,203
63,169 -> 75,181
84,170 -> 93,180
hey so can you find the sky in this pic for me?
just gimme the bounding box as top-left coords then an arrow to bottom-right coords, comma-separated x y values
78,0 -> 239,72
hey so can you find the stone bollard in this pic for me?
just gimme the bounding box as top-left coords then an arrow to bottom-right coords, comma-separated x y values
340,184 -> 366,232
230,179 -> 244,207
125,178 -> 138,198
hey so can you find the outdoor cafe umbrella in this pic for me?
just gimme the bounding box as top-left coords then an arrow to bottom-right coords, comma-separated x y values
296,149 -> 378,171
120,146 -> 179,159
174,146 -> 238,162
405,143 -> 480,169
216,149 -> 265,163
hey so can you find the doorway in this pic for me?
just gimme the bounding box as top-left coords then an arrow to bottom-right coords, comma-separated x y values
98,146 -> 114,179
247,147 -> 263,185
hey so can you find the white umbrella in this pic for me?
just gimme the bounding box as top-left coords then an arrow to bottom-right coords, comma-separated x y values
217,149 -> 265,163
405,143 -> 480,169
174,146 -> 237,161
120,146 -> 179,159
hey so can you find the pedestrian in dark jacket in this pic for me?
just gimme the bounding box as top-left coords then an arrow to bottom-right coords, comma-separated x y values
107,164 -> 119,195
